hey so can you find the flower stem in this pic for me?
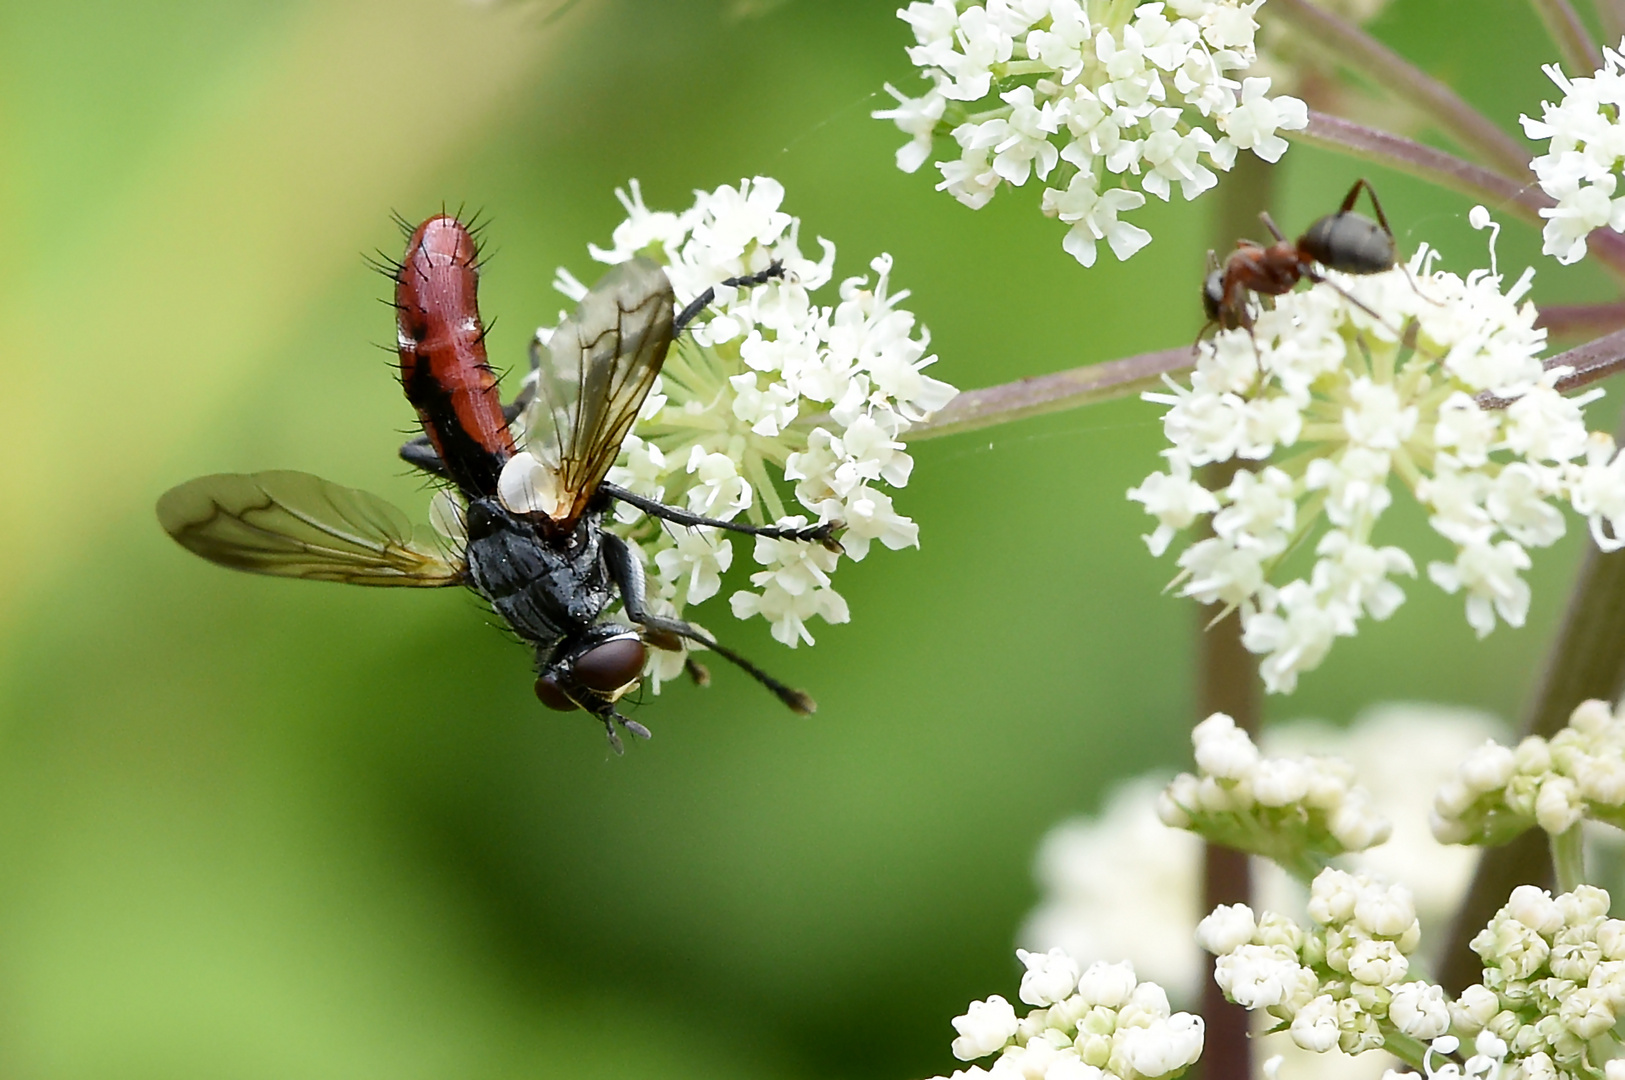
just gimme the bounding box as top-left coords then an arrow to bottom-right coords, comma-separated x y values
1537,301 -> 1625,339
1601,1 -> 1625,48
1291,112 -> 1625,282
903,346 -> 1194,441
1380,1025 -> 1430,1072
1197,154 -> 1272,1080
1552,825 -> 1587,892
1526,0 -> 1603,76
1438,411 -> 1625,992
1476,326 -> 1625,408
1265,0 -> 1531,178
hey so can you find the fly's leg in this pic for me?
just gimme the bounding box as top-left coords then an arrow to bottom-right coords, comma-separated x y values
601,532 -> 816,715
600,481 -> 842,550
672,263 -> 787,337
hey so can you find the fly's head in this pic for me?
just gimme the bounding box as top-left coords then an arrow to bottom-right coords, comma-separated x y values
534,625 -> 652,750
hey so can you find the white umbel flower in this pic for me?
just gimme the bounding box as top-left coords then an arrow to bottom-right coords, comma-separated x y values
929,954 -> 1202,1080
877,0 -> 1307,265
511,178 -> 955,678
1521,44 -> 1625,264
1132,223 -> 1620,693
1204,868 -> 1430,1058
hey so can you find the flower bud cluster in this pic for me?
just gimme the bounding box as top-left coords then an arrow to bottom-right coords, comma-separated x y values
1130,225 -> 1625,694
1157,713 -> 1392,869
1453,884 -> 1625,1080
1200,869 -> 1440,1057
931,951 -> 1204,1080
1432,699 -> 1625,844
1521,43 -> 1625,264
875,0 -> 1307,266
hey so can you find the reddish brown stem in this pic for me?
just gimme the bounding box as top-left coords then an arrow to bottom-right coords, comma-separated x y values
1537,302 -> 1625,339
1266,0 -> 1531,178
905,347 -> 1195,441
1294,112 -> 1625,281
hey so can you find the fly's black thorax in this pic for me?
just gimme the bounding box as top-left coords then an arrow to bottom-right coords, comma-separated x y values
462,498 -> 615,653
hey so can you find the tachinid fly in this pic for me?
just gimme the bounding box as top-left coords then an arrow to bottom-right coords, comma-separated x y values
158,214 -> 840,750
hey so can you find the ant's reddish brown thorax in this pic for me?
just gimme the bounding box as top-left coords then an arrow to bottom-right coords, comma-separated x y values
1196,178 -> 1400,343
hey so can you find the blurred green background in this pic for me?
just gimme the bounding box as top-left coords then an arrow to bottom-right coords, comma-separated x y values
0,0 -> 1618,1076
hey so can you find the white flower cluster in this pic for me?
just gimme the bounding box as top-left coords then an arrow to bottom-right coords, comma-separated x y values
931,952 -> 1204,1080
1158,713 -> 1392,871
1454,884 -> 1625,1080
1024,707 -> 1496,1011
876,0 -> 1308,266
1201,869 -> 1442,1056
509,178 -> 955,677
1433,699 -> 1625,844
1130,229 -> 1625,694
1521,43 -> 1625,265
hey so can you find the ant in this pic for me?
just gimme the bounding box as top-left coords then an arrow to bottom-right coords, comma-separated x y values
1200,178 -> 1400,337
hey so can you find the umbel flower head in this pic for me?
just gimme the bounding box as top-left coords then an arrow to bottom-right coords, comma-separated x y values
500,178 -> 956,681
1521,40 -> 1625,265
1024,706 -> 1495,1007
875,0 -> 1308,266
1433,698 -> 1625,844
1453,884 -> 1625,1080
1200,868 -> 1439,1055
1129,217 -> 1625,694
1158,713 -> 1392,876
930,951 -> 1204,1080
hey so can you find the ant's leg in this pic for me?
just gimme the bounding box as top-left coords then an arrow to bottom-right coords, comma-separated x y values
600,481 -> 841,548
672,262 -> 788,337
601,532 -> 816,715
1260,211 -> 1288,243
1340,178 -> 1396,239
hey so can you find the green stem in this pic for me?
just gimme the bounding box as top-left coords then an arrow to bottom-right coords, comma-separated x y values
1380,1025 -> 1430,1072
1552,825 -> 1588,892
1266,0 -> 1532,178
1527,0 -> 1604,76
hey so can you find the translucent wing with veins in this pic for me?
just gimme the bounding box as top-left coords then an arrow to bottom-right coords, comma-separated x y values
514,257 -> 675,530
157,470 -> 465,587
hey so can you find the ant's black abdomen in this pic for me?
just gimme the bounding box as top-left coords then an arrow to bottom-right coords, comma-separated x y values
1299,213 -> 1395,275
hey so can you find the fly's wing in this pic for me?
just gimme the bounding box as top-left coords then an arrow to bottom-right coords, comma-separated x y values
525,257 -> 675,530
157,470 -> 465,587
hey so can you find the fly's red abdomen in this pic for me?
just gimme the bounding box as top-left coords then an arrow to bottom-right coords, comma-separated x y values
396,214 -> 515,496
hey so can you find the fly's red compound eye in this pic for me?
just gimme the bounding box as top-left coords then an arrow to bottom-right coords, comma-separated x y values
534,674 -> 579,712
573,638 -> 648,693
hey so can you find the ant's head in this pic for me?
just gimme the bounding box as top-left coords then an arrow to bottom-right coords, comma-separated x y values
1298,211 -> 1395,276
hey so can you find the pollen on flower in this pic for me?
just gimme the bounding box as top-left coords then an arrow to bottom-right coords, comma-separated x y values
510,177 -> 955,680
876,0 -> 1307,265
1130,224 -> 1625,694
926,953 -> 1203,1080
